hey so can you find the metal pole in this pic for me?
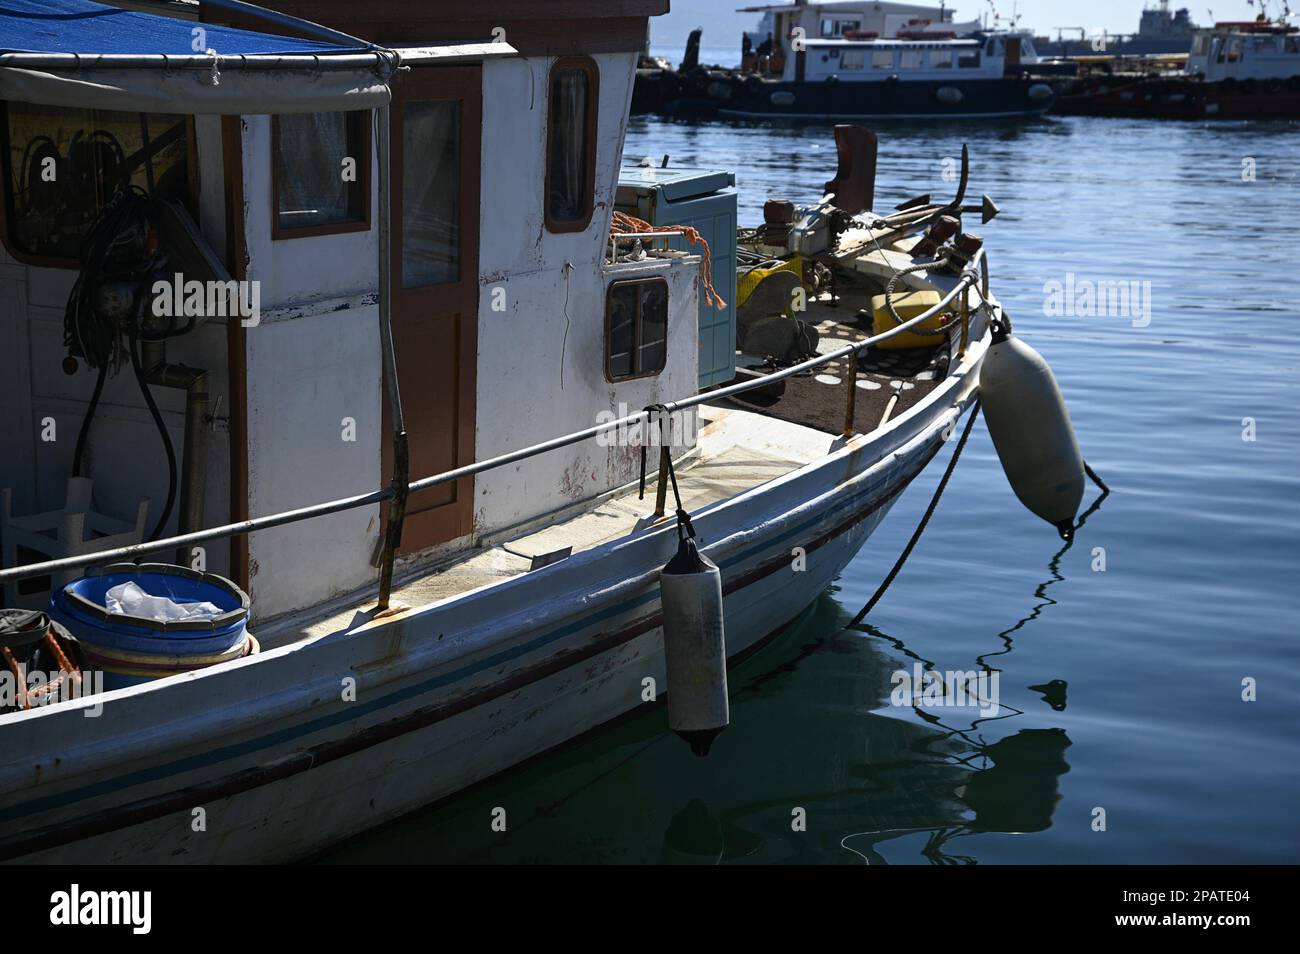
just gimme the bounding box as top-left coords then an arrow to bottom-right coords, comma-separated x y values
653,447 -> 671,518
959,286 -> 970,359
842,348 -> 859,438
375,102 -> 409,612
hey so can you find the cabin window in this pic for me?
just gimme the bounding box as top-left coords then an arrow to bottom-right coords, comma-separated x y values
272,111 -> 369,238
1,102 -> 189,265
871,49 -> 895,69
1227,38 -> 1242,62
958,50 -> 982,68
606,278 -> 668,381
401,100 -> 461,287
1287,37 -> 1300,54
1191,35 -> 1209,56
900,48 -> 925,69
930,49 -> 954,68
840,49 -> 866,69
821,18 -> 861,38
546,57 -> 599,233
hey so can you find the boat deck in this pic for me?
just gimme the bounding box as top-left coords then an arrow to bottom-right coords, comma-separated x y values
726,288 -> 950,435
255,407 -> 837,650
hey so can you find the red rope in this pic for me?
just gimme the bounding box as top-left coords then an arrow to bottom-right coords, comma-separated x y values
611,211 -> 727,310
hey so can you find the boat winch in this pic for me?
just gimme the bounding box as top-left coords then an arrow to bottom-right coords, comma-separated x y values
978,315 -> 1086,540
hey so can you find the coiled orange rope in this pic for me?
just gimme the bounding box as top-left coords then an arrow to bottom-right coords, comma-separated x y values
611,211 -> 727,310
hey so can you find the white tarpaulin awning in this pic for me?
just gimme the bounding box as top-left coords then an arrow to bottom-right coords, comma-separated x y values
0,63 -> 393,114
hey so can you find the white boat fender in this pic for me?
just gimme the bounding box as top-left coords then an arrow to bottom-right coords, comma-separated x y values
640,404 -> 729,755
660,532 -> 729,757
979,316 -> 1085,540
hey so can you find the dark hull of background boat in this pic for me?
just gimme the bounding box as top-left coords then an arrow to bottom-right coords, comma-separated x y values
634,74 -> 1057,120
1056,75 -> 1300,119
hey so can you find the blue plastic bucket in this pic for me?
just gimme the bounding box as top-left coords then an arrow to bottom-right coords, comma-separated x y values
50,563 -> 251,690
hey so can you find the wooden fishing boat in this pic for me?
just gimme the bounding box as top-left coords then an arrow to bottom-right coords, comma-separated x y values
0,1 -> 1086,864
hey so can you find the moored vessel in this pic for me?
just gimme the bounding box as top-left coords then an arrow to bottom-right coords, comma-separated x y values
635,2 -> 1063,120
0,0 -> 1092,863
1056,17 -> 1300,118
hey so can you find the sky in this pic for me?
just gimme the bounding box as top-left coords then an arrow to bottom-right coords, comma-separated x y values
651,0 -> 1285,47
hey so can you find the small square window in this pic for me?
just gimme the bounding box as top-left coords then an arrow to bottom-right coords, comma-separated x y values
840,49 -> 865,70
958,50 -> 982,68
272,111 -> 369,238
872,49 -> 895,69
607,279 -> 668,381
931,49 -> 954,68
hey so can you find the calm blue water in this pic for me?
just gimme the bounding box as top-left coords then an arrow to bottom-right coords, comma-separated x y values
323,115 -> 1300,864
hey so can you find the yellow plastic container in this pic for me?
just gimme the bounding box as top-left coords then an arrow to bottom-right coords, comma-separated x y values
870,289 -> 948,349
737,257 -> 803,308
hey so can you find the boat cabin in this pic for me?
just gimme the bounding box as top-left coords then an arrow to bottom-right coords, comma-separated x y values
1184,21 -> 1300,81
0,0 -> 693,622
738,2 -> 1041,83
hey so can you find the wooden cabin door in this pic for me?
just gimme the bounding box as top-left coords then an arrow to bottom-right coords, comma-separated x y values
385,66 -> 480,551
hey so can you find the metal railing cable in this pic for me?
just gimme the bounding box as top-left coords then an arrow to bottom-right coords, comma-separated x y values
0,248 -> 986,586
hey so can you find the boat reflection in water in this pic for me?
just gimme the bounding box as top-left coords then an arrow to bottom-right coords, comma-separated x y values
320,553 -> 1085,864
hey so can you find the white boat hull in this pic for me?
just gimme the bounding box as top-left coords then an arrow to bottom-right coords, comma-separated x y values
0,337 -> 983,863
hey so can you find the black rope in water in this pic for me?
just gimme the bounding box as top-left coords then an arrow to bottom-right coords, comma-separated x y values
848,399 -> 981,628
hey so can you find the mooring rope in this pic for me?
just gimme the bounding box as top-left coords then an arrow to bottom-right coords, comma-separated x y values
847,399 -> 982,628
847,401 -> 1110,627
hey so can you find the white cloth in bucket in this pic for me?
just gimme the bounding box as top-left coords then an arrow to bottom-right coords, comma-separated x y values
104,581 -> 224,623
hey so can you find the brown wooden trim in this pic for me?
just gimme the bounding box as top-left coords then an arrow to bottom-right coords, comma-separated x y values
204,1 -> 666,26
383,67 -> 481,550
604,276 -> 668,383
221,115 -> 250,591
544,56 -> 599,235
219,17 -> 652,56
269,111 -> 372,242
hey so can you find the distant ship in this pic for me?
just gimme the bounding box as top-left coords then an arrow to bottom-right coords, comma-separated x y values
1035,1 -> 1198,58
1056,18 -> 1300,119
633,1 -> 1064,120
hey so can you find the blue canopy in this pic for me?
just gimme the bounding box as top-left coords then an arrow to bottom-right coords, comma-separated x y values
0,0 -> 366,57
0,0 -> 393,113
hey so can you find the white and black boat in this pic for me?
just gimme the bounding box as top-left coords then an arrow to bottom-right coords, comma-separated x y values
638,1 -> 1062,120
